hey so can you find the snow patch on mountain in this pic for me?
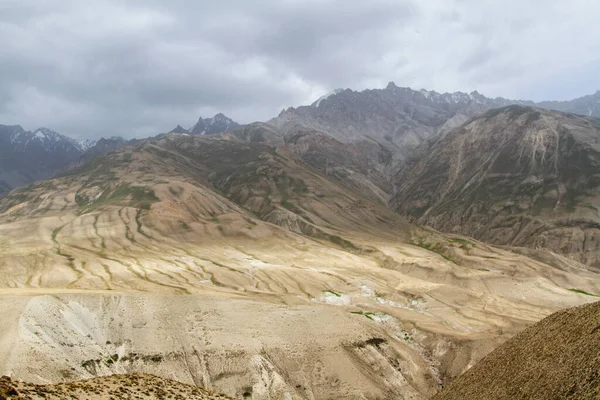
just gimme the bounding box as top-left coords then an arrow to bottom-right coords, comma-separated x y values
312,89 -> 344,108
76,139 -> 98,151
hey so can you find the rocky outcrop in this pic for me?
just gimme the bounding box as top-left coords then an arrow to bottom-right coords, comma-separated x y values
190,113 -> 240,135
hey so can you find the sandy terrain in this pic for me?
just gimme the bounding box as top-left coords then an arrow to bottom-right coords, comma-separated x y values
0,217 -> 597,399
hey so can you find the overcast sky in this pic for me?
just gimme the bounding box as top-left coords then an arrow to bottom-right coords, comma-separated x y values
1,0 -> 599,139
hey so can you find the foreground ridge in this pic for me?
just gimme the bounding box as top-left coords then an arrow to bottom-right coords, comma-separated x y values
433,301 -> 600,400
0,373 -> 233,400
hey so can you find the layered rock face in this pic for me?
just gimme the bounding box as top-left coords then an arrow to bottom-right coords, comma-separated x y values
392,106 -> 600,269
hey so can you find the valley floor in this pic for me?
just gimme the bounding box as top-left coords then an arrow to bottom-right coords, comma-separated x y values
0,222 -> 598,399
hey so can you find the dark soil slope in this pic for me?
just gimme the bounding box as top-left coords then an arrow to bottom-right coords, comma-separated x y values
433,301 -> 600,400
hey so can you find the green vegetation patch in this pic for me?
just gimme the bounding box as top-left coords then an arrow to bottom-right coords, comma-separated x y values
412,240 -> 460,265
328,234 -> 359,251
280,198 -> 301,213
567,288 -> 599,297
76,183 -> 159,214
448,238 -> 474,247
323,290 -> 342,297
179,220 -> 191,230
351,311 -> 376,320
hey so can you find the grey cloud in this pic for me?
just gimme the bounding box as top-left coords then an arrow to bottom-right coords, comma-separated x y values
459,45 -> 493,71
0,0 -> 599,139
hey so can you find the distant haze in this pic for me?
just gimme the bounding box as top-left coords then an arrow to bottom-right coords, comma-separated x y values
0,0 -> 599,139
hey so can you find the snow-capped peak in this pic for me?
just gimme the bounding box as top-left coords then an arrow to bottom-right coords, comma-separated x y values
313,89 -> 344,107
76,139 -> 97,151
1,126 -> 96,154
212,113 -> 231,123
33,127 -> 60,139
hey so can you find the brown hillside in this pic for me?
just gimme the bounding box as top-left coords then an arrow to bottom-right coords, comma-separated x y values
392,106 -> 600,270
433,301 -> 600,400
0,374 -> 233,399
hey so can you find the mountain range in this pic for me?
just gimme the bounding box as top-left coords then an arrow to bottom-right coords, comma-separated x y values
5,85 -> 600,266
0,129 -> 597,399
0,113 -> 239,198
3,87 -> 600,202
2,84 -> 600,399
0,125 -> 95,198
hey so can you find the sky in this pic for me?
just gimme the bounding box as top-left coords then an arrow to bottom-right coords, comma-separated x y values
1,0 -> 599,139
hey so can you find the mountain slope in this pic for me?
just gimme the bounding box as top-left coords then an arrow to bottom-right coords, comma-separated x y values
270,83 -> 497,165
433,300 -> 600,400
0,125 -> 88,198
66,136 -> 139,170
0,374 -> 233,399
537,90 -> 600,118
392,106 -> 600,269
230,84 -> 494,203
228,123 -> 395,204
0,112 -> 239,198
256,84 -> 536,203
0,133 -> 598,399
269,86 -> 600,164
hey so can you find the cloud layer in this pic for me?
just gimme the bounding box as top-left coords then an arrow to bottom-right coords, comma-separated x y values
1,0 -> 599,138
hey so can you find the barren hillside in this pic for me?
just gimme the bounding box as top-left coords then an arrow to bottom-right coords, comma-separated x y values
0,374 -> 233,399
392,106 -> 600,269
0,134 -> 597,399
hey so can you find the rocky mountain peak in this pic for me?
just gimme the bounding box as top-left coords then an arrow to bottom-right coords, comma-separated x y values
0,124 -> 88,197
311,88 -> 345,107
212,112 -> 229,121
190,113 -> 240,135
170,125 -> 189,134
76,138 -> 98,151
